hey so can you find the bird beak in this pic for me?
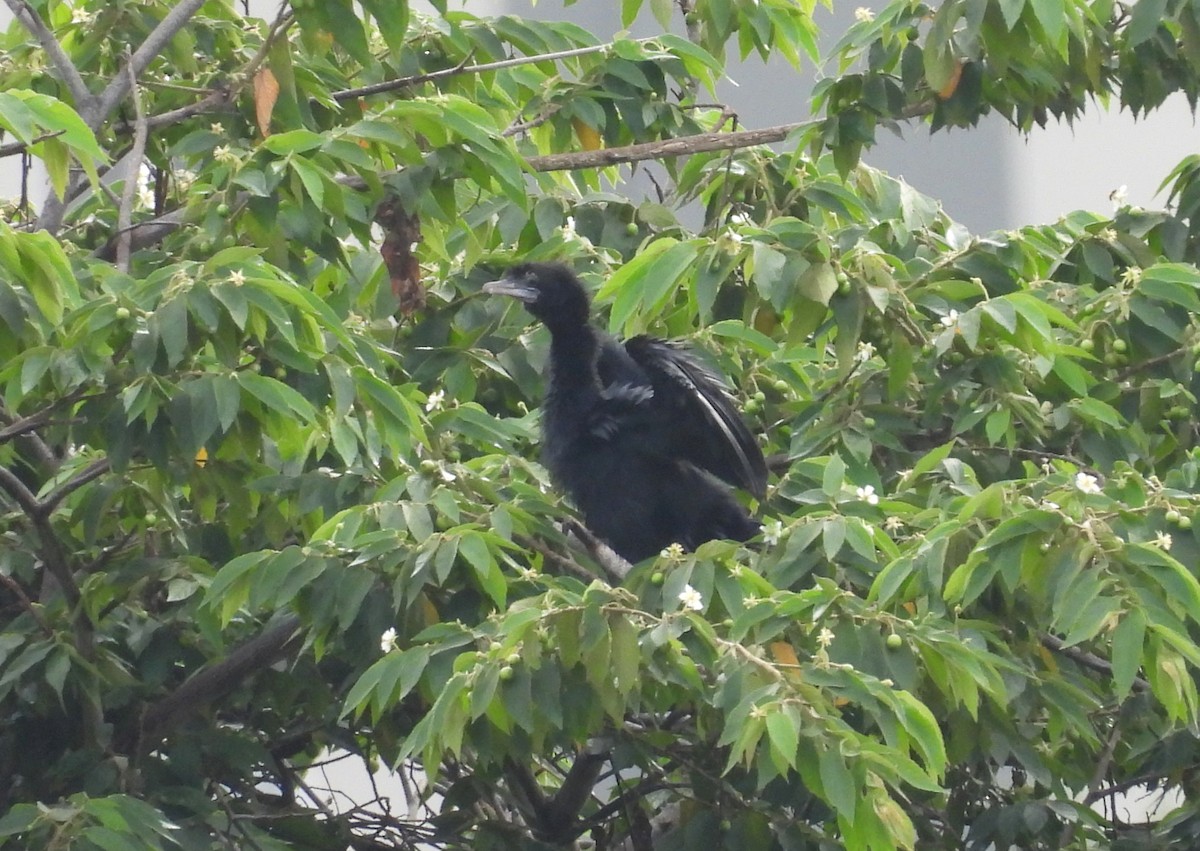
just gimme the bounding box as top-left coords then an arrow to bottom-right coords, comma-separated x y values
482,277 -> 538,303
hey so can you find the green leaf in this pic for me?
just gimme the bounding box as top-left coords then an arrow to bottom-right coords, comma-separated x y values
1126,0 -> 1168,47
818,742 -> 856,820
765,707 -> 799,771
1111,609 -> 1146,698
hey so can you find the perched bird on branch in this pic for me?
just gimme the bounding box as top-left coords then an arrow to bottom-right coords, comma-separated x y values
484,262 -> 767,563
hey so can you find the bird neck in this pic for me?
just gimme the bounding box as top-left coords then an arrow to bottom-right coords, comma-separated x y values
546,322 -> 601,398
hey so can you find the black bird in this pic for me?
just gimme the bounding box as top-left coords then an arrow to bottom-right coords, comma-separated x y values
484,262 -> 767,563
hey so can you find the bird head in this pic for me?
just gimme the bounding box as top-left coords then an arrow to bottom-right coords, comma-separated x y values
483,263 -> 590,330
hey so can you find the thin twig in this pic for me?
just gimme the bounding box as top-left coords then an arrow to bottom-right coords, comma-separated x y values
39,458 -> 111,517
0,129 -> 66,159
0,572 -> 53,635
331,43 -> 606,102
117,53 -> 149,273
524,120 -> 814,172
2,0 -> 93,108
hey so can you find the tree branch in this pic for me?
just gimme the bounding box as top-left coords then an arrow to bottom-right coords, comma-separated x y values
39,458 -> 111,517
140,614 -> 304,743
2,0 -> 93,109
116,55 -> 149,274
1040,633 -> 1150,692
0,462 -> 42,518
524,120 -> 814,172
331,43 -> 610,102
88,0 -> 209,127
0,129 -> 66,159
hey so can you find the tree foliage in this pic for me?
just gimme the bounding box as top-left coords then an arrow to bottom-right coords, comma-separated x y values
3,0 -> 1200,848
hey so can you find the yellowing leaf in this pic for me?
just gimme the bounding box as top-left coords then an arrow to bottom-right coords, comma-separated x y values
572,117 -> 603,151
254,68 -> 280,138
194,446 -> 208,467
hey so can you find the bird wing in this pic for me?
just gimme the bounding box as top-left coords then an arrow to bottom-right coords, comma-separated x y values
620,336 -> 767,497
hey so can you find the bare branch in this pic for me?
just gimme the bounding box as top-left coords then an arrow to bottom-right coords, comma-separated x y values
117,55 -> 149,273
525,121 -> 813,172
2,0 -> 93,109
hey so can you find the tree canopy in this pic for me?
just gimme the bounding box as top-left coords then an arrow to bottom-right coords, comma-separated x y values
4,0 -> 1200,849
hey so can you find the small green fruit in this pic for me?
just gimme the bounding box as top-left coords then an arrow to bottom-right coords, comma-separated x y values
115,306 -> 131,319
625,222 -> 639,236
1113,339 -> 1128,353
1167,509 -> 1182,524
1080,339 -> 1095,353
216,202 -> 230,216
650,572 -> 664,586
773,379 -> 789,393
862,416 -> 877,429
1180,516 -> 1193,530
506,652 -> 521,665
499,665 -> 515,682
885,633 -> 903,650
419,459 -> 439,474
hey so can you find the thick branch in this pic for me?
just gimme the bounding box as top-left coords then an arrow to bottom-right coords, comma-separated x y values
88,0 -> 209,127
0,462 -> 42,518
542,744 -> 608,841
2,0 -> 93,109
141,615 -> 304,742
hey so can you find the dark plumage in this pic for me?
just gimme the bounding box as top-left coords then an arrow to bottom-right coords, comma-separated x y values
484,262 -> 767,563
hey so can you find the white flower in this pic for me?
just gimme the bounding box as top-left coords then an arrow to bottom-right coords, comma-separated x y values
71,7 -> 96,25
210,122 -> 225,135
1155,531 -> 1173,550
380,628 -> 398,653
660,542 -> 685,560
856,341 -> 876,362
678,584 -> 704,612
425,389 -> 445,412
561,216 -> 577,238
726,229 -> 744,244
762,519 -> 783,546
940,309 -> 960,328
213,145 -> 239,165
856,484 -> 880,506
817,627 -> 835,648
1110,185 -> 1128,210
1074,472 -> 1101,494
883,515 -> 903,533
854,7 -> 875,22
227,269 -> 246,286
1040,500 -> 1060,511
729,213 -> 750,226
1120,266 -> 1143,286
